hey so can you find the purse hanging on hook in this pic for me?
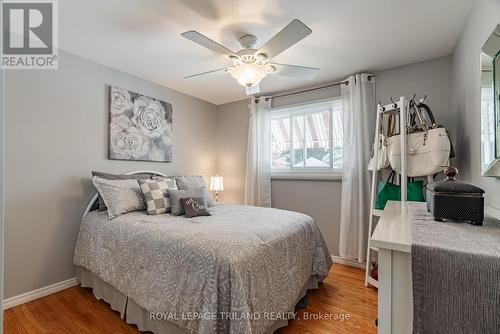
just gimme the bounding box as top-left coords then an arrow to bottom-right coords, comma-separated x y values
367,114 -> 395,171
386,98 -> 451,177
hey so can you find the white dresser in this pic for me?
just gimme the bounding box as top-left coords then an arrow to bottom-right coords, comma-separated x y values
371,201 -> 413,334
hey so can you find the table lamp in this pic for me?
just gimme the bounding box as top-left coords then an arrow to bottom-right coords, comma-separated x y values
210,175 -> 224,202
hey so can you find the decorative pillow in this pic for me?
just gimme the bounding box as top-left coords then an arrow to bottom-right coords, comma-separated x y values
180,197 -> 211,218
92,176 -> 146,219
151,176 -> 178,187
175,176 -> 214,207
167,188 -> 207,216
137,177 -> 178,215
92,171 -> 152,211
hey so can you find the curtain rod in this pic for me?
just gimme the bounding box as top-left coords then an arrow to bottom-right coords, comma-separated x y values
261,74 -> 375,101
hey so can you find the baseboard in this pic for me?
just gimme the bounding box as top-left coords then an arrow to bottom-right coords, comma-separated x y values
485,206 -> 500,220
331,255 -> 365,269
3,277 -> 78,310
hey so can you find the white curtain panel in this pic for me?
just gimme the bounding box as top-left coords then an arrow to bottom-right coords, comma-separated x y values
339,73 -> 376,263
244,96 -> 272,207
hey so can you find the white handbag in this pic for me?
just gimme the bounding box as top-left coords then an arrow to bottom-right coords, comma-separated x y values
386,128 -> 450,176
367,134 -> 389,171
368,115 -> 395,171
386,101 -> 451,177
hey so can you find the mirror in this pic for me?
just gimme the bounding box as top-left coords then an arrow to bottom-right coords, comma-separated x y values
481,24 -> 500,177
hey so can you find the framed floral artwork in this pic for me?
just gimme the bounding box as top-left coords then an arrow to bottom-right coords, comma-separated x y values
108,86 -> 172,162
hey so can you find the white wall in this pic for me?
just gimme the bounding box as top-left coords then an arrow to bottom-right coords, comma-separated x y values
451,0 -> 500,210
4,50 -> 218,298
215,56 -> 453,257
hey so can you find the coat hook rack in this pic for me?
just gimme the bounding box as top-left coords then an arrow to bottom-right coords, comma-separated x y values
390,96 -> 397,108
378,101 -> 385,111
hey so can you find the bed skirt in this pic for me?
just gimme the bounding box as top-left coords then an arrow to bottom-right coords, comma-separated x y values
76,266 -> 320,334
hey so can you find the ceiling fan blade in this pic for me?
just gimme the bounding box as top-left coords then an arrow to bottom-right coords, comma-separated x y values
270,63 -> 319,80
256,19 -> 312,59
181,30 -> 238,58
184,67 -> 230,79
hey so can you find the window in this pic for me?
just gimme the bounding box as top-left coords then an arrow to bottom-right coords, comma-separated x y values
271,99 -> 343,175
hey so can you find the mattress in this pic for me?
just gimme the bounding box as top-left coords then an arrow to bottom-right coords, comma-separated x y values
73,203 -> 332,334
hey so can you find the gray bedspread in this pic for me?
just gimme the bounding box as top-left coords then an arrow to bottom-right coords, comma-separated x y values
410,203 -> 500,334
73,204 -> 332,334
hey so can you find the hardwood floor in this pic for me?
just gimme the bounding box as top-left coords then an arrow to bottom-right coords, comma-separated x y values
4,264 -> 377,334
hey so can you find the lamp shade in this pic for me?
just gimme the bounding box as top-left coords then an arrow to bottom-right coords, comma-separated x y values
210,175 -> 224,191
229,63 -> 273,87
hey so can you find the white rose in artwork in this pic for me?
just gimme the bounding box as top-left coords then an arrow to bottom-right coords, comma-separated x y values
132,98 -> 167,139
111,114 -> 132,131
110,87 -> 133,115
132,96 -> 152,115
110,121 -> 149,159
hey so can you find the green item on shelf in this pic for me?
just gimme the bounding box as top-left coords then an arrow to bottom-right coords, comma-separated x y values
375,172 -> 425,210
407,180 -> 426,202
376,172 -> 401,210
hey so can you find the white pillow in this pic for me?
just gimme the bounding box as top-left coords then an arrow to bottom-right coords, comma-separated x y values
92,176 -> 146,219
174,176 -> 214,207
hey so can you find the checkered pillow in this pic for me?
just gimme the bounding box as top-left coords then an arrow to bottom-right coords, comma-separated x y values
137,177 -> 178,215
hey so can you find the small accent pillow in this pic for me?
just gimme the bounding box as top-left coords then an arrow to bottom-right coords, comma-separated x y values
92,176 -> 146,219
180,197 -> 211,218
137,177 -> 178,215
92,171 -> 152,211
167,188 -> 207,216
175,176 -> 214,207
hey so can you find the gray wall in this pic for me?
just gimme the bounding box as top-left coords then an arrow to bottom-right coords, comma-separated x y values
4,50 -> 218,298
215,56 -> 452,257
376,57 -> 453,143
451,0 -> 500,210
215,100 -> 249,204
271,179 -> 343,257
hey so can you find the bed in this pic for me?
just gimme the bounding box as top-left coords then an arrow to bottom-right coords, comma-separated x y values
73,171 -> 332,334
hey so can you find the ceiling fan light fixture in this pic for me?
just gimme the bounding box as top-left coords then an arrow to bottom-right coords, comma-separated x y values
181,19 -> 318,92
256,53 -> 268,62
229,63 -> 271,88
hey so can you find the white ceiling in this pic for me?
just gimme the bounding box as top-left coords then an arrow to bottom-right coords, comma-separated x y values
60,0 -> 475,105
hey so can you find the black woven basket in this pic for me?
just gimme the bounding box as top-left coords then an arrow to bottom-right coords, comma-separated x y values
426,167 -> 485,225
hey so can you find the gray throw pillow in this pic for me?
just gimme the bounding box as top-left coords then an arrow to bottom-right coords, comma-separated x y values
138,177 -> 178,215
175,176 -> 214,207
93,176 -> 146,219
92,171 -> 152,211
180,197 -> 210,218
167,188 -> 207,216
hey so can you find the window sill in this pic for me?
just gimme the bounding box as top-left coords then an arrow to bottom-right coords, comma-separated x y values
271,172 -> 343,181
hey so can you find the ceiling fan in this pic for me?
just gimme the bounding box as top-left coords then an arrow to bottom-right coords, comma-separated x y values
181,19 -> 320,95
